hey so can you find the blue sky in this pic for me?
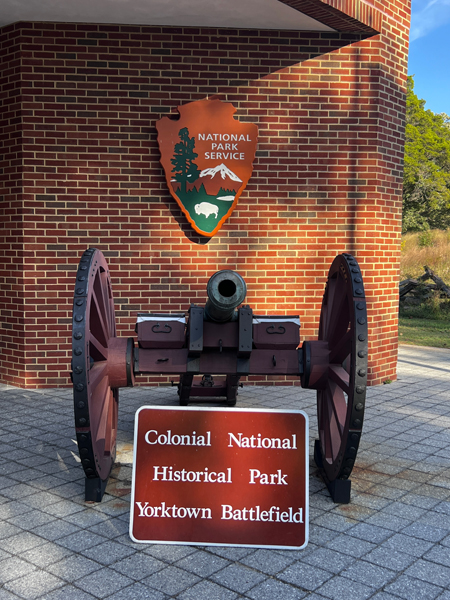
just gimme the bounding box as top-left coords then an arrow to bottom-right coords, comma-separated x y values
408,0 -> 450,115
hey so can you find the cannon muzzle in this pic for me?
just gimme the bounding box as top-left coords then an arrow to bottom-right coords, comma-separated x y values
204,270 -> 247,322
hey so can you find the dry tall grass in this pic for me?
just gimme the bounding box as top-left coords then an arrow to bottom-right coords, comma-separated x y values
400,229 -> 450,282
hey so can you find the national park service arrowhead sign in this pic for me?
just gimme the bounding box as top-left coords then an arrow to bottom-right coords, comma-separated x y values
156,99 -> 258,237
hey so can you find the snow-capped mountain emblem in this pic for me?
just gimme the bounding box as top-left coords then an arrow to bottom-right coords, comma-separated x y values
200,163 -> 243,183
156,99 -> 258,237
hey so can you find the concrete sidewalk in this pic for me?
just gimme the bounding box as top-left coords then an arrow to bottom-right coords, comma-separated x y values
0,345 -> 449,600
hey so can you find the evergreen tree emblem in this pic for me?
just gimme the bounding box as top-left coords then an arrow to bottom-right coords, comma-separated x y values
171,128 -> 201,193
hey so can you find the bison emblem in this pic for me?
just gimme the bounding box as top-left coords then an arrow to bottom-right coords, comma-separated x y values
194,202 -> 219,219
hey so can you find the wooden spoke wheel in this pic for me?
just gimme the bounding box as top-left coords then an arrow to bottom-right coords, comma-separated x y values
72,248 -> 134,499
302,253 -> 368,496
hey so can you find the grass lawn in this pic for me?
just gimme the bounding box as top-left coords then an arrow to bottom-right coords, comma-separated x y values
398,317 -> 450,348
399,229 -> 450,349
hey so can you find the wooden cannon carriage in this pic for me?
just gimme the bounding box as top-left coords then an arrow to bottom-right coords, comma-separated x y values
71,248 -> 368,503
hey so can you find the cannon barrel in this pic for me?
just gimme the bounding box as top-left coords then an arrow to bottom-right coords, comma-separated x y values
204,270 -> 247,322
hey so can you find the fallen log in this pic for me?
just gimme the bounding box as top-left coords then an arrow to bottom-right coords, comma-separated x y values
420,266 -> 450,298
399,279 -> 419,299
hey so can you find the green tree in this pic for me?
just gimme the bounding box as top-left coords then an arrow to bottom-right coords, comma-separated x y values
171,127 -> 200,193
403,76 -> 450,232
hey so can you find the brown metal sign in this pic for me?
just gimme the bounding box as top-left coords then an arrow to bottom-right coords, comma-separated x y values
130,407 -> 309,549
156,99 -> 258,237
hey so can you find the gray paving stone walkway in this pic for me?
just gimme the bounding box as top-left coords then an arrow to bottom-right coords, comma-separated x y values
0,345 -> 449,599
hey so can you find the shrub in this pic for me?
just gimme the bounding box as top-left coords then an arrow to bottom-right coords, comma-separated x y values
417,230 -> 433,247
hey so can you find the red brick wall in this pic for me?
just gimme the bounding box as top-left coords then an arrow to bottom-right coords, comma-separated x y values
0,4 -> 410,388
0,26 -> 26,386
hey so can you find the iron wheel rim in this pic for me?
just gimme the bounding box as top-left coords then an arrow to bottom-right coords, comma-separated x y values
72,248 -> 118,481
317,253 -> 368,481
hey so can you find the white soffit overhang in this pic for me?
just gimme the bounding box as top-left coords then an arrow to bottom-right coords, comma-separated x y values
0,0 -> 334,31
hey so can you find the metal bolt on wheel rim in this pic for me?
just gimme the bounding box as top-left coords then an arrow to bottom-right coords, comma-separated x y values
72,248 -> 119,482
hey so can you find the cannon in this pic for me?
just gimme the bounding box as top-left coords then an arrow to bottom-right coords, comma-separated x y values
72,249 -> 368,503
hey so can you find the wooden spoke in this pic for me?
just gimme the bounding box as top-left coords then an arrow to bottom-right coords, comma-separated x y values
88,364 -> 110,429
91,379 -> 114,459
327,298 -> 350,350
89,332 -> 108,362
329,329 -> 352,365
327,381 -> 347,436
328,365 -> 350,395
103,390 -> 115,458
90,288 -> 110,349
88,360 -> 109,396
